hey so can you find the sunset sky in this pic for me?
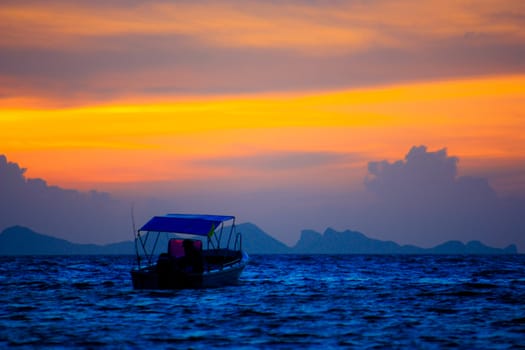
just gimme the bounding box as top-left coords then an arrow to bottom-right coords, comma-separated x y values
1,0 -> 524,248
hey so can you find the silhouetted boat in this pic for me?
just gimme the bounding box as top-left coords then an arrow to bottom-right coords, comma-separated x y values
131,214 -> 248,289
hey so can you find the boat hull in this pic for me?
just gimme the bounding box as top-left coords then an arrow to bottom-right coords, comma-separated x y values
131,257 -> 247,290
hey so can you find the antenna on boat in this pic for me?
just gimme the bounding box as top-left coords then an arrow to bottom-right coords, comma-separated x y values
131,203 -> 140,268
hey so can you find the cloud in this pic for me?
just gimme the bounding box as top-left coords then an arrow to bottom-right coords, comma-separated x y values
1,147 -> 523,251
366,146 -> 461,201
357,146 -> 524,249
0,154 -> 135,244
1,0 -> 525,105
2,1 -> 524,52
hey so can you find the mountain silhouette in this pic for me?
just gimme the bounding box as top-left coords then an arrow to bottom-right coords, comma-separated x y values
236,223 -> 291,254
0,226 -> 134,255
292,227 -> 517,254
293,228 -> 422,254
0,225 -> 518,255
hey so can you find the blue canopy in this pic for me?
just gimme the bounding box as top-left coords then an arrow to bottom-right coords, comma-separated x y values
139,214 -> 235,236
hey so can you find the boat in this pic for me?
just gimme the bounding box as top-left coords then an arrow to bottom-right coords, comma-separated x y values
131,214 -> 248,289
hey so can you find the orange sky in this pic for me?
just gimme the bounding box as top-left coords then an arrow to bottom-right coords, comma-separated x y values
1,0 -> 525,250
1,0 -> 524,196
2,74 -> 524,196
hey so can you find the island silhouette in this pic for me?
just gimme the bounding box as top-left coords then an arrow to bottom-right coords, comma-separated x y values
0,224 -> 517,255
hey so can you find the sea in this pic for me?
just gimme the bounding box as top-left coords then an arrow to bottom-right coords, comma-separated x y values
1,254 -> 524,349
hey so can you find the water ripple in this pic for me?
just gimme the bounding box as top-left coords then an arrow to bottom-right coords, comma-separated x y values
0,255 -> 524,348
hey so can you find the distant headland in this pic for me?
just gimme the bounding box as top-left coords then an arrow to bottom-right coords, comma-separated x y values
0,224 -> 518,255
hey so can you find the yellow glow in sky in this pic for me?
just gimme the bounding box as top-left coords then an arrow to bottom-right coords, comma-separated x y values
1,74 -> 524,192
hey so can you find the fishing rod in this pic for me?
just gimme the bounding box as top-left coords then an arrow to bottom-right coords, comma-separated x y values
131,204 -> 142,268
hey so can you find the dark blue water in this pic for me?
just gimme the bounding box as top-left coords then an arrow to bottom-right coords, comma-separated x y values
1,255 -> 524,349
